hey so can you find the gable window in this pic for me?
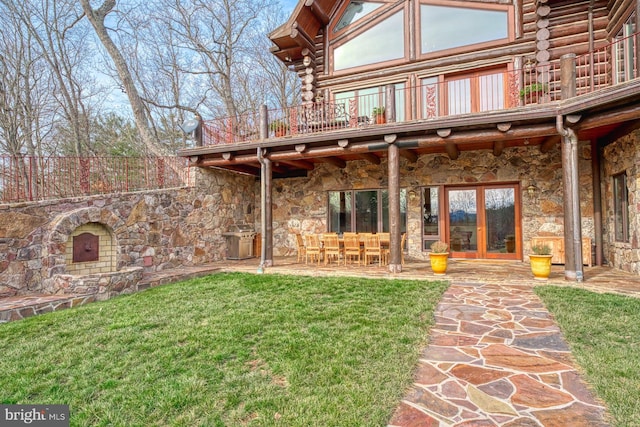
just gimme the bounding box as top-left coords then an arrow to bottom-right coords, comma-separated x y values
335,1 -> 383,32
613,173 -> 629,242
420,3 -> 509,55
333,10 -> 405,71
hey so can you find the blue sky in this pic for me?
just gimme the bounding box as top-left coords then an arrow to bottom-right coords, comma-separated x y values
282,0 -> 297,14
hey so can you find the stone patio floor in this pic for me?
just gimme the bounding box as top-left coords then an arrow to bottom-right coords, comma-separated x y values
3,257 -> 640,426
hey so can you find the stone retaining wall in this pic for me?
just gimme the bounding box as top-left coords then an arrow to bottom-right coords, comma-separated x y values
0,168 -> 256,297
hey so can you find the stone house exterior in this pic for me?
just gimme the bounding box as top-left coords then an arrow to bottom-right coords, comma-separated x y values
180,0 -> 640,281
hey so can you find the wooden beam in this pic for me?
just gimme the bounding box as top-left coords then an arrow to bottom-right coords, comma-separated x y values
540,135 -> 561,153
400,149 -> 418,163
290,21 -> 315,53
320,156 -> 347,168
445,142 -> 459,160
304,0 -> 330,25
358,153 -> 381,165
213,164 -> 260,176
497,123 -> 512,132
493,141 -> 505,157
277,159 -> 315,171
575,103 -> 640,131
384,134 -> 397,143
437,128 -> 452,138
599,119 -> 640,146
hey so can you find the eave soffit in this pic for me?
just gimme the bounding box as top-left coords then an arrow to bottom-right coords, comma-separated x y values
268,0 -> 342,60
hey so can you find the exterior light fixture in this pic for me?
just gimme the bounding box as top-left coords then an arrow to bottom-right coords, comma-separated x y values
408,190 -> 417,201
527,183 -> 538,196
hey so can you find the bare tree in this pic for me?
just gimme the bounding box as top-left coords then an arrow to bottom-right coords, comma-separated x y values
79,0 -> 170,156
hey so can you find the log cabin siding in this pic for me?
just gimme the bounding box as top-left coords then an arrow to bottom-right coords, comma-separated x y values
607,0 -> 636,33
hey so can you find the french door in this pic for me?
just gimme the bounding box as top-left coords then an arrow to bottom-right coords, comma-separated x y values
445,184 -> 520,259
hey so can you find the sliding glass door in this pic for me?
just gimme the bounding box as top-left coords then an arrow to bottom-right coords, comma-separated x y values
328,189 -> 406,233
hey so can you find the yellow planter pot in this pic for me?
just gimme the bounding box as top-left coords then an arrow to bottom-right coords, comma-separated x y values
429,253 -> 449,275
530,254 -> 552,280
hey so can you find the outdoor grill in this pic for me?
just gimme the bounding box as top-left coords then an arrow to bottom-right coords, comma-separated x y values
223,223 -> 256,260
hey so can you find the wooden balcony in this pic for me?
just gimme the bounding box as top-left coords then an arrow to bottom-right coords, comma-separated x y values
180,33 -> 640,177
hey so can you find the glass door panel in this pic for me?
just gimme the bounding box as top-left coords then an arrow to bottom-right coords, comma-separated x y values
355,190 -> 378,232
448,189 -> 477,253
484,188 -> 515,254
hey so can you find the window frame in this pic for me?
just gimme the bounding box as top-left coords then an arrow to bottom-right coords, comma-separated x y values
416,0 -> 514,61
327,188 -> 407,234
328,1 -> 409,75
613,172 -> 629,243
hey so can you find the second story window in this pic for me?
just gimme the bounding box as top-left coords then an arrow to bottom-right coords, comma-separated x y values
421,67 -> 507,118
420,2 -> 510,56
333,10 -> 405,71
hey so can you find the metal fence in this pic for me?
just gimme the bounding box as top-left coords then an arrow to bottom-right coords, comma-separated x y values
0,156 -> 192,203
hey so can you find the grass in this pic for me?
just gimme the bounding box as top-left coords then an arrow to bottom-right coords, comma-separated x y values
0,273 -> 447,427
536,286 -> 640,427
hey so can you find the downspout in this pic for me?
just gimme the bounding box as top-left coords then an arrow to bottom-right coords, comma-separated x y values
257,146 -> 267,273
556,115 -> 584,282
257,105 -> 268,273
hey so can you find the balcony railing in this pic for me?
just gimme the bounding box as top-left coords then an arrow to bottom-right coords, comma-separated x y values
0,156 -> 192,204
201,32 -> 638,146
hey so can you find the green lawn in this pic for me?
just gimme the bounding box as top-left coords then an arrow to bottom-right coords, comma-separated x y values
536,286 -> 640,427
0,273 -> 447,427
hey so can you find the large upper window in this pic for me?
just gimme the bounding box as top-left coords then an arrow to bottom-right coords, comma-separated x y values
333,11 -> 404,71
335,1 -> 383,32
420,4 -> 508,55
613,173 -> 629,242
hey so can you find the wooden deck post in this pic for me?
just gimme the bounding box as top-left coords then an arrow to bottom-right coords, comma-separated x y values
559,53 -> 583,281
257,147 -> 273,270
259,105 -> 268,141
385,84 -> 396,123
388,142 -> 402,273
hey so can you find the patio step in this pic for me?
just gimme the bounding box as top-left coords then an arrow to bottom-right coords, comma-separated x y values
0,263 -> 222,324
0,294 -> 95,323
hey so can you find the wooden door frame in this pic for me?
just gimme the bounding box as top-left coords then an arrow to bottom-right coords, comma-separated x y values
444,183 -> 521,260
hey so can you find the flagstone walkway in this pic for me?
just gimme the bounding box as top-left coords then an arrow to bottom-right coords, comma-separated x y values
388,281 -> 610,427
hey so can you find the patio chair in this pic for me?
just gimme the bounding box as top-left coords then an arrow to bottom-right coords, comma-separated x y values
323,233 -> 341,265
305,234 -> 323,265
363,233 -> 387,266
343,233 -> 362,266
295,233 -> 306,263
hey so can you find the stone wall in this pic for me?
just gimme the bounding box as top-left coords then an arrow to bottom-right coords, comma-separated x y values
602,130 -> 640,273
0,168 -> 256,297
266,142 -> 595,262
